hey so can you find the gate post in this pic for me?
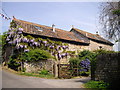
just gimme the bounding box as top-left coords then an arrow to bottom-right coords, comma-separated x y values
54,61 -> 58,78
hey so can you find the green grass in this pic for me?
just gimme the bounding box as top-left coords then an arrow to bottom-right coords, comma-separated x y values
19,72 -> 55,79
84,80 -> 109,88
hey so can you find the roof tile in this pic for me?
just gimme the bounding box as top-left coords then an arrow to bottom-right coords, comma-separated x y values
13,18 -> 89,44
71,28 -> 113,45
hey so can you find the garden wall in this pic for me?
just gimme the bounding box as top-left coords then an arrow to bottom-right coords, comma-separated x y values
95,53 -> 120,88
24,59 -> 55,74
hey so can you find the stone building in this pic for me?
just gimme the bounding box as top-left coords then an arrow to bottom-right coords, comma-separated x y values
13,18 -> 113,51
4,18 -> 113,63
3,18 -> 114,75
70,28 -> 113,51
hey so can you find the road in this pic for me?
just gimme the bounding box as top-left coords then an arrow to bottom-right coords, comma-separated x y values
2,70 -> 90,88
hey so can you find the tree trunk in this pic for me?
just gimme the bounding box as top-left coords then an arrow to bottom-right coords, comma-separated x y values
21,60 -> 24,72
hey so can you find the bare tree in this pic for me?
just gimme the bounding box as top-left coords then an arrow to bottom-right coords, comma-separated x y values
100,2 -> 120,42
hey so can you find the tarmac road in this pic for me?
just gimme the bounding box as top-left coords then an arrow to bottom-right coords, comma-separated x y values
2,69 -> 90,88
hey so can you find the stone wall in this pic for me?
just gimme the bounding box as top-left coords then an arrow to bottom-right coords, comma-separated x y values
95,53 -> 120,88
88,40 -> 113,51
60,41 -> 113,64
68,43 -> 89,53
24,59 -> 55,74
59,43 -> 89,64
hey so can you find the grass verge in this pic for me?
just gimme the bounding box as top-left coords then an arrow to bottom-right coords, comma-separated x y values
2,66 -> 55,79
19,72 -> 54,79
84,80 -> 109,88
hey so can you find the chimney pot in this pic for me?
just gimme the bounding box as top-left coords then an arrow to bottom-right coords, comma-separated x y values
96,31 -> 99,35
71,25 -> 74,28
52,24 -> 55,32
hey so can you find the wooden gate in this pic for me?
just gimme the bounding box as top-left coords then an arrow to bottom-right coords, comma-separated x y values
58,64 -> 80,78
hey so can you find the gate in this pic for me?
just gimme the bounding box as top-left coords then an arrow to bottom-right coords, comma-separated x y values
58,64 -> 80,78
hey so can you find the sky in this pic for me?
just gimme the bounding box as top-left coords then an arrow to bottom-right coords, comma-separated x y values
0,1 -> 118,51
1,2 -> 100,34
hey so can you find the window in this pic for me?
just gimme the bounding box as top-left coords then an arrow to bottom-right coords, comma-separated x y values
93,35 -> 99,40
34,26 -> 43,32
99,46 -> 102,49
67,35 -> 76,40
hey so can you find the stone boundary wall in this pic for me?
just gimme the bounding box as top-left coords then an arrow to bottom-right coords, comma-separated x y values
24,59 -> 55,74
95,53 -> 120,87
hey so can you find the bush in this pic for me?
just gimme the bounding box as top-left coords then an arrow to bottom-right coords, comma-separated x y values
93,49 -> 116,55
80,71 -> 90,76
8,55 -> 21,71
69,57 -> 80,65
39,69 -> 49,75
79,59 -> 90,76
84,80 -> 109,88
20,49 -> 53,62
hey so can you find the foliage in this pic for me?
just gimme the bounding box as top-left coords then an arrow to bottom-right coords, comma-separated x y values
3,20 -> 73,71
93,49 -> 116,55
21,67 -> 26,72
112,9 -> 120,16
8,55 -> 21,71
69,57 -> 80,65
19,49 -> 53,62
8,49 -> 52,71
38,69 -> 49,75
67,51 -> 76,55
69,49 -> 118,78
19,72 -> 54,79
69,50 -> 112,77
1,32 -> 8,52
4,21 -> 70,62
0,34 -> 2,46
79,50 -> 98,76
0,34 -> 2,62
78,50 -> 96,61
79,59 -> 90,76
69,50 -> 95,76
84,80 -> 109,88
80,71 -> 90,76
100,2 -> 120,41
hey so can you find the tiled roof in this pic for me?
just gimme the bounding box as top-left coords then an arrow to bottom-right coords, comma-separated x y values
71,28 -> 114,45
13,18 -> 89,44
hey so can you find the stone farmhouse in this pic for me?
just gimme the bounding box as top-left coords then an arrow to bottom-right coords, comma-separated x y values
12,18 -> 113,62
3,18 -> 114,75
3,18 -> 113,65
13,18 -> 113,51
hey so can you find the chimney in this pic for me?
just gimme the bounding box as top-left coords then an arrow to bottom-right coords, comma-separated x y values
13,16 -> 16,19
71,25 -> 74,28
96,31 -> 99,35
52,24 -> 55,32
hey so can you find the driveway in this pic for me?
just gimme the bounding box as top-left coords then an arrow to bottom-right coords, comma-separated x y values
2,69 -> 90,88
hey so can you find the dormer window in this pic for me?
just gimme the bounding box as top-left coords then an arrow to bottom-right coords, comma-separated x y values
34,26 -> 43,32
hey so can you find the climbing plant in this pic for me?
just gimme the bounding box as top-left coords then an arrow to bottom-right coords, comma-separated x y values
5,20 -> 70,60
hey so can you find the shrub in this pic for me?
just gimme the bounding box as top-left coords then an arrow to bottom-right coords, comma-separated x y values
79,59 -> 90,76
69,57 -> 80,65
8,55 -> 21,71
84,80 -> 109,88
93,49 -> 116,55
20,49 -> 53,62
39,69 -> 49,75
